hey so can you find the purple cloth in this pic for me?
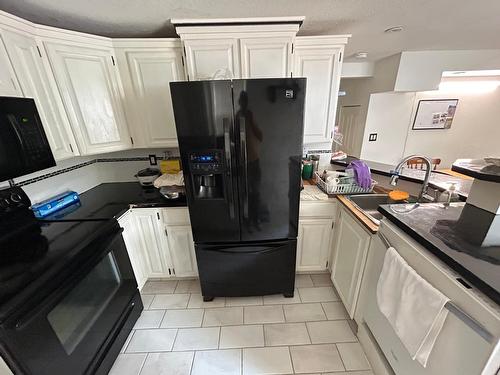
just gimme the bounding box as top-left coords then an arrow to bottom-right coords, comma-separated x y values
347,160 -> 372,189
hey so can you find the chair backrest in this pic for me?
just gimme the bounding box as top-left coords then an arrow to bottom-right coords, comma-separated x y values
406,158 -> 441,170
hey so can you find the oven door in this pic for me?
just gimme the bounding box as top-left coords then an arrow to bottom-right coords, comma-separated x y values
0,232 -> 140,375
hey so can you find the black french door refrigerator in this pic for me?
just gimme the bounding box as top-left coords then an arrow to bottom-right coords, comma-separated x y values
170,78 -> 305,300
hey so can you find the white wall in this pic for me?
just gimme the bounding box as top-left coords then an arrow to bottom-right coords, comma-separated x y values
403,88 -> 500,168
338,53 -> 402,156
395,50 -> 500,92
359,92 -> 415,164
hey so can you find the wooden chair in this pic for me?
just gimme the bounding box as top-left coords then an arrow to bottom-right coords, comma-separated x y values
406,158 -> 441,170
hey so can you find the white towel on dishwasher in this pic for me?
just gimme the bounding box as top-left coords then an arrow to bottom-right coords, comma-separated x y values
376,247 -> 450,367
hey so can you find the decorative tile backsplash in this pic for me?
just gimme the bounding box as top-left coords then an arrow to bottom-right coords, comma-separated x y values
17,156 -> 169,187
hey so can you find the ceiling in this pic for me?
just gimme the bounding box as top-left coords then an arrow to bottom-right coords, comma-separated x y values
1,0 -> 499,61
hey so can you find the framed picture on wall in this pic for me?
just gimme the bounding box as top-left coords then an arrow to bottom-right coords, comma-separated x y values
412,99 -> 458,130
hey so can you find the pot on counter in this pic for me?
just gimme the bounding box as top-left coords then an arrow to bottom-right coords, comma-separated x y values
135,168 -> 161,186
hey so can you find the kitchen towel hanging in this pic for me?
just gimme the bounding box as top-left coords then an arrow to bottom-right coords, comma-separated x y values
376,246 -> 450,367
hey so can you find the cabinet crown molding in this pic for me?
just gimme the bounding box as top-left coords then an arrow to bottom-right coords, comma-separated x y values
171,16 -> 305,26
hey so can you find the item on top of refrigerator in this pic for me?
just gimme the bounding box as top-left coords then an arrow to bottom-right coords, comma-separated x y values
331,151 -> 348,160
347,160 -> 372,189
31,191 -> 80,218
153,171 -> 184,188
135,168 -> 161,186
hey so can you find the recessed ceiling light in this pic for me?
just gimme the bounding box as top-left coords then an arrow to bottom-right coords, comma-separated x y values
355,52 -> 368,59
384,26 -> 404,33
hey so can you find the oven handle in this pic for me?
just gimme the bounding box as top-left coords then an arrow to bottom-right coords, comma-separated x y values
86,298 -> 137,374
10,229 -> 123,330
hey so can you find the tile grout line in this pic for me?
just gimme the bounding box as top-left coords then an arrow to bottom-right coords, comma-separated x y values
286,345 -> 295,374
137,352 -> 148,375
334,342 -> 348,372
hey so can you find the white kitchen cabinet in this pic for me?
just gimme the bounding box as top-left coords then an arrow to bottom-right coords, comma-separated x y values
293,36 -> 348,144
174,19 -> 303,81
43,41 -> 132,155
331,206 -> 371,318
240,37 -> 292,78
165,225 -> 198,277
296,218 -> 333,272
118,210 -> 147,289
1,30 -> 77,160
114,41 -> 185,147
132,209 -> 171,278
0,35 -> 21,96
297,201 -> 337,272
183,38 -> 240,80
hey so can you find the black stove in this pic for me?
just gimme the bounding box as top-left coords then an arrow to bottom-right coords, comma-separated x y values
0,186 -> 142,375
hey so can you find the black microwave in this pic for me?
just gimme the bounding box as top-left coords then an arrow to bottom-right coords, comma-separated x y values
0,97 -> 55,182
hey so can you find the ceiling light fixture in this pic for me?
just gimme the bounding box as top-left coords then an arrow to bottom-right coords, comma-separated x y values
384,26 -> 404,33
438,80 -> 500,94
354,52 -> 368,59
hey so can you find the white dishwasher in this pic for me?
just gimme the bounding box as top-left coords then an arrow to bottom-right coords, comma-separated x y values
362,220 -> 500,375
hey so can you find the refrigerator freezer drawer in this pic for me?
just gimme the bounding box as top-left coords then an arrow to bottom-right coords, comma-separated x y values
195,240 -> 297,298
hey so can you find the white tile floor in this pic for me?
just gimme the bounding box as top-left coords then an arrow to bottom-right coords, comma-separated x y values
110,274 -> 373,375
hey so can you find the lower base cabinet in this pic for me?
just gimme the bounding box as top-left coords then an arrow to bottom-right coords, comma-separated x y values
296,217 -> 333,272
118,207 -> 198,288
331,206 -> 372,318
165,224 -> 198,277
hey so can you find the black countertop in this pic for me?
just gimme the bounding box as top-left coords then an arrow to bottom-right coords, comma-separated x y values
378,202 -> 500,305
44,182 -> 187,221
452,158 -> 500,182
330,156 -> 472,198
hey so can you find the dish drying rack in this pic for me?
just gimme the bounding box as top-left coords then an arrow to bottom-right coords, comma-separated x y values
315,171 -> 376,195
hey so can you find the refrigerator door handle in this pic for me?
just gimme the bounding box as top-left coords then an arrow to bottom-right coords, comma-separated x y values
239,115 -> 249,219
224,118 -> 235,219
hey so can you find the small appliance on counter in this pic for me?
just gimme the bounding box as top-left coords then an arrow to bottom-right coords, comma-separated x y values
135,167 -> 161,186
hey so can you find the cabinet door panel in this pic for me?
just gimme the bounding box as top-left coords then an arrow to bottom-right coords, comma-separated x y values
118,48 -> 184,147
44,42 -> 131,154
118,211 -> 147,289
240,37 -> 291,78
166,225 -> 198,277
133,210 -> 170,278
0,35 -> 21,97
293,45 -> 342,144
296,218 -> 332,272
2,31 -> 76,160
331,209 -> 370,317
184,39 -> 240,80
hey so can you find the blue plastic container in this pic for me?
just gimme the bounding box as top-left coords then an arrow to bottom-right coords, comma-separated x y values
31,191 -> 80,218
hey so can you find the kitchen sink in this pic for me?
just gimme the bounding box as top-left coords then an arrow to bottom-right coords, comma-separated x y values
346,193 -> 421,225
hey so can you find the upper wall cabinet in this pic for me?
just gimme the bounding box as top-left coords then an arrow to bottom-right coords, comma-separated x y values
292,36 -> 349,145
114,40 -> 185,147
183,38 -> 240,80
43,41 -> 132,155
1,30 -> 78,160
173,19 -> 303,80
240,37 -> 292,78
0,35 -> 21,96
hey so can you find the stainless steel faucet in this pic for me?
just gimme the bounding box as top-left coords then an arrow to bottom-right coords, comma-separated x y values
390,155 -> 433,201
